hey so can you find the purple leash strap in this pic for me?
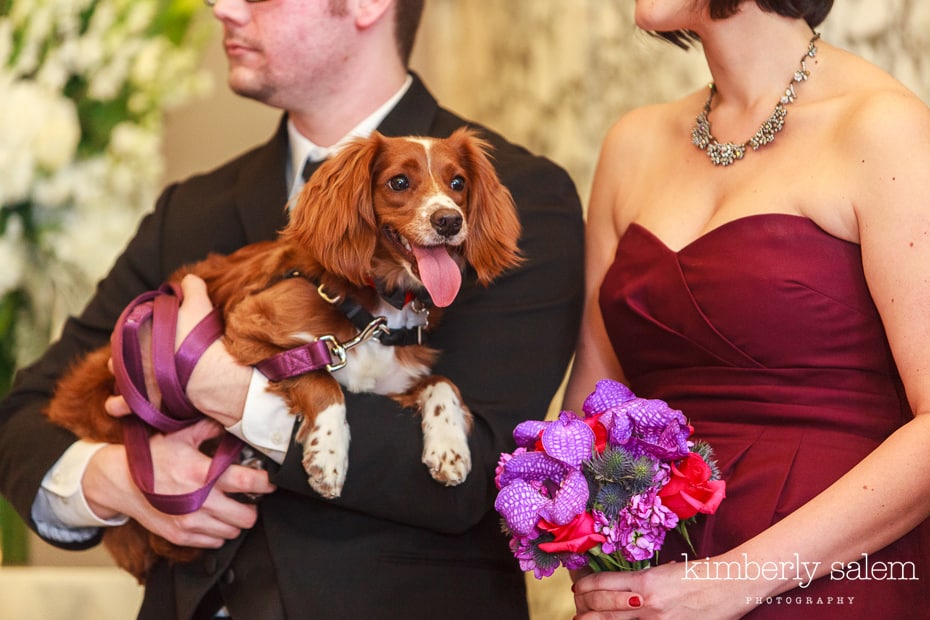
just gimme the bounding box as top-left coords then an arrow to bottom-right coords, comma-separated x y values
254,337 -> 342,380
253,316 -> 390,381
111,283 -> 244,515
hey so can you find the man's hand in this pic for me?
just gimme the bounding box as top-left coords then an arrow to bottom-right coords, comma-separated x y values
106,274 -> 251,427
83,419 -> 275,547
93,274 -> 272,547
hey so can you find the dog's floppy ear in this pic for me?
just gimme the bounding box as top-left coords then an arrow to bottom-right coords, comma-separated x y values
283,134 -> 383,285
449,127 -> 523,284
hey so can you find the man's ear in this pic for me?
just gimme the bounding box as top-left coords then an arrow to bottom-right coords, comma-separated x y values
354,0 -> 394,28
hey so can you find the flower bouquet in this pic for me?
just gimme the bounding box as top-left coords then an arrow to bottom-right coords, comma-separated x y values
494,379 -> 725,577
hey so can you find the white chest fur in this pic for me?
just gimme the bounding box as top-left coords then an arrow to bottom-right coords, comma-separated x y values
294,300 -> 431,396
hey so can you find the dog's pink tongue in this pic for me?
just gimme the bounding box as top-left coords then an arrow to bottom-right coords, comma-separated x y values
411,245 -> 462,307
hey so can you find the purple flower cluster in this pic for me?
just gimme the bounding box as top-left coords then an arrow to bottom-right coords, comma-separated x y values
495,379 -> 712,576
595,486 -> 679,563
507,529 -> 589,580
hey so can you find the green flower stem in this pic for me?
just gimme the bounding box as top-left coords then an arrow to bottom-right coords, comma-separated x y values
676,518 -> 697,555
588,546 -> 651,572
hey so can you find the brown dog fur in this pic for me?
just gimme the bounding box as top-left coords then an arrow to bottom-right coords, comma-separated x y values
45,128 -> 522,582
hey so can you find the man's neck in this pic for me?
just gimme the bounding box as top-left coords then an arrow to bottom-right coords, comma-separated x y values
285,74 -> 413,198
288,70 -> 409,147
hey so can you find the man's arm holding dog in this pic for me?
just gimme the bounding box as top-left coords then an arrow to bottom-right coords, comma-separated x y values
40,275 -> 275,547
80,420 -> 273,548
1,187 -> 278,550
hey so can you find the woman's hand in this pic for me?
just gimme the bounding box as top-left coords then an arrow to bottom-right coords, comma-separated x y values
573,569 -> 645,618
572,560 -> 749,620
572,568 -> 647,620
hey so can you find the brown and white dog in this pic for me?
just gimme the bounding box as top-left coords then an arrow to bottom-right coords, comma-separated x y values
45,127 -> 522,581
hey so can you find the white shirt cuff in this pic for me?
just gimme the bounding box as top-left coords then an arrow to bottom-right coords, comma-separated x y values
225,369 -> 295,465
34,441 -> 129,541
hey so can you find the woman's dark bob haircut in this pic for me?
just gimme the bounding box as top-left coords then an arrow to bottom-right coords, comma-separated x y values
657,0 -> 834,48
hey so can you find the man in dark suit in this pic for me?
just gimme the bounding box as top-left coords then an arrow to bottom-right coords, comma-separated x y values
0,1 -> 584,618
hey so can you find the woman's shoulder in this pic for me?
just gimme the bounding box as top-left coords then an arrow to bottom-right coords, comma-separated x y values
607,89 -> 705,140
823,46 -> 930,146
817,46 -> 930,235
600,88 -> 706,167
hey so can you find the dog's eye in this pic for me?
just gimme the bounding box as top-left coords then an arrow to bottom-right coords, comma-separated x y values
388,175 -> 409,191
450,175 -> 465,192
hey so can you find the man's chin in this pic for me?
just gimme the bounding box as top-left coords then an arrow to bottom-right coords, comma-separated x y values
228,74 -> 272,103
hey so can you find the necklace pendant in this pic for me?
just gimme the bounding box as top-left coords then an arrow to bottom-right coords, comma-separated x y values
706,142 -> 745,166
748,104 -> 787,149
691,115 -> 712,149
691,31 -> 819,167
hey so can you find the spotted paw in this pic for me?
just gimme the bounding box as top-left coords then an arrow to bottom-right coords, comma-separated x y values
419,382 -> 472,486
298,403 -> 350,499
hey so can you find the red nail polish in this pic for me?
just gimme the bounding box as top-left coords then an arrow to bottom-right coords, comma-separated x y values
629,595 -> 643,609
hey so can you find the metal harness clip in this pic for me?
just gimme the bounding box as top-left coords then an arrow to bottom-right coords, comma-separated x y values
321,316 -> 389,371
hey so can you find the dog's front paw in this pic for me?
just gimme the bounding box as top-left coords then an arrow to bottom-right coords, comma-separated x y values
296,403 -> 350,499
419,382 -> 472,486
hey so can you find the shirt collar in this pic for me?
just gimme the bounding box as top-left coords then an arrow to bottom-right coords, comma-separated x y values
287,74 -> 414,197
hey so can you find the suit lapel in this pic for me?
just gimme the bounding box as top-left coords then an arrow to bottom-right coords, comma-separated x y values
233,116 -> 291,244
377,72 -> 441,138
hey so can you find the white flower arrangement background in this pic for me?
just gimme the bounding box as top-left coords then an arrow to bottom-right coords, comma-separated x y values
0,0 -> 211,382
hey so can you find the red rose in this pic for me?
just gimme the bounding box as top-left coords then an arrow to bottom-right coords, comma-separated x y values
537,512 -> 606,555
658,452 -> 726,520
583,414 -> 609,453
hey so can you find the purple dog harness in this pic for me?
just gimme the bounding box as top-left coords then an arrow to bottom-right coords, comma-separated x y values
110,282 -> 390,514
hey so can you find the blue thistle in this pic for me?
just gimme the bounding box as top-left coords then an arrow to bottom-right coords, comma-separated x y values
594,482 -> 632,520
691,440 -> 722,480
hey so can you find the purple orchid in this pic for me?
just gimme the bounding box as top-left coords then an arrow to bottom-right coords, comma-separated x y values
583,379 -> 691,460
495,412 -> 596,536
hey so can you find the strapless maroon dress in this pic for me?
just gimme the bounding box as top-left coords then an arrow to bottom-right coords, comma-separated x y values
599,214 -> 930,618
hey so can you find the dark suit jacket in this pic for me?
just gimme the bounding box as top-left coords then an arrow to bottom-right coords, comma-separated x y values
0,74 -> 584,619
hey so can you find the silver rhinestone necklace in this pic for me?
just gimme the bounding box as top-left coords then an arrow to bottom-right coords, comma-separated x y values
692,32 -> 820,166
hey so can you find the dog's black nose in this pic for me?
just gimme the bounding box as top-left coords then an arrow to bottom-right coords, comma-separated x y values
431,209 -> 463,237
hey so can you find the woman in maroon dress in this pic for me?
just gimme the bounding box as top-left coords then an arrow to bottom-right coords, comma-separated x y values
566,1 -> 930,617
